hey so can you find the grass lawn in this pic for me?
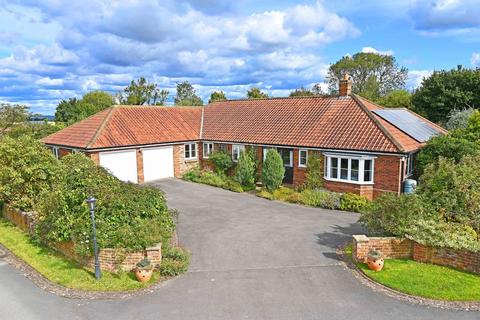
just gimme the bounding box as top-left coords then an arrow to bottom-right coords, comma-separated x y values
0,219 -> 160,291
346,243 -> 480,301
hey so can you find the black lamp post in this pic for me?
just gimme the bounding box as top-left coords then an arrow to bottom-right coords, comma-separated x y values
86,196 -> 101,280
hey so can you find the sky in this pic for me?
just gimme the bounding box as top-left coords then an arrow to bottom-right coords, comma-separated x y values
0,0 -> 479,115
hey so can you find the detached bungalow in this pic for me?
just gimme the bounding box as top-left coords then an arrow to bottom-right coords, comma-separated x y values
43,78 -> 446,200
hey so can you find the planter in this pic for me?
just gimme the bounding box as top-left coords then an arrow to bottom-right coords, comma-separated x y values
367,257 -> 384,272
135,268 -> 153,282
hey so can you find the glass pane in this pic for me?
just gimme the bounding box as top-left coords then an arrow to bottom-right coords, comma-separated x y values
191,144 -> 196,157
300,151 -> 307,165
340,158 -> 348,180
330,157 -> 338,178
364,160 -> 372,182
185,145 -> 190,158
351,159 -> 359,181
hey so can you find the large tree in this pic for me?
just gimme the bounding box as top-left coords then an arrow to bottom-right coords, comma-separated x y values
246,87 -> 268,99
412,66 -> 480,124
55,91 -> 113,124
174,81 -> 203,106
0,104 -> 30,135
377,89 -> 412,109
326,52 -> 408,100
120,77 -> 168,105
208,91 -> 227,103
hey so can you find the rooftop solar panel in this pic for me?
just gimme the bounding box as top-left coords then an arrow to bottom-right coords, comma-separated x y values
372,109 -> 441,142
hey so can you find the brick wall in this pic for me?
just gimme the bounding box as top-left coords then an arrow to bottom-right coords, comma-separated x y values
86,152 -> 99,165
352,235 -> 480,275
173,143 -> 200,178
372,155 -> 402,198
58,148 -> 71,158
2,203 -> 161,272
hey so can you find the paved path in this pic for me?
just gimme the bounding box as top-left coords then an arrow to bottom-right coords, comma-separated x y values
0,179 -> 478,319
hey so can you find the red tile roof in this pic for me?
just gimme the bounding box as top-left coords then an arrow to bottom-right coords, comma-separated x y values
42,106 -> 202,149
43,96 -> 446,153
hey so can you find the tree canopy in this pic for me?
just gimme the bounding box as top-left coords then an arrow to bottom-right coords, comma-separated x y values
208,91 -> 227,103
0,104 -> 30,135
377,89 -> 412,108
326,52 -> 408,100
412,66 -> 480,124
119,77 -> 169,106
55,91 -> 114,124
174,81 -> 203,106
246,87 -> 269,99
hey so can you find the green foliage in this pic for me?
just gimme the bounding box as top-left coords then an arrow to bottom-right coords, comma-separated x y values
55,91 -> 114,124
208,91 -> 227,103
136,258 -> 152,269
209,150 -> 233,175
289,86 -> 316,97
0,104 -> 30,135
6,122 -> 65,139
463,109 -> 480,142
377,89 -> 412,108
234,150 -> 256,188
412,66 -> 480,124
326,52 -> 408,98
340,193 -> 371,212
261,149 -> 285,192
300,189 -> 341,209
35,154 -> 175,255
246,87 -> 268,99
0,136 -> 60,211
182,169 -> 244,193
174,81 -> 203,106
303,154 -> 323,190
445,108 -> 476,130
160,247 -> 189,276
416,133 -> 479,175
119,77 -> 168,105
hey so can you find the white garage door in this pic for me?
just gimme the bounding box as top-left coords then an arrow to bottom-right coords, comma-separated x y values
99,150 -> 138,183
143,147 -> 174,182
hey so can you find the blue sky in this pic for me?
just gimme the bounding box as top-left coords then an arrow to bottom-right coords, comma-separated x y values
0,0 -> 479,115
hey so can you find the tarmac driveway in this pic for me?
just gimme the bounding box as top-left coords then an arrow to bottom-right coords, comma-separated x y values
0,179 -> 478,320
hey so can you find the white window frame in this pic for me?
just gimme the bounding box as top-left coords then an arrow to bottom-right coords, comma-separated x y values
299,149 -> 308,168
232,144 -> 245,162
263,147 -> 276,161
405,153 -> 415,177
52,147 -> 59,159
203,142 -> 214,158
184,143 -> 197,160
324,153 -> 376,184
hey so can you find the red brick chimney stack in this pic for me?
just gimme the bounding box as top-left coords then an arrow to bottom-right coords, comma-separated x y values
339,74 -> 352,96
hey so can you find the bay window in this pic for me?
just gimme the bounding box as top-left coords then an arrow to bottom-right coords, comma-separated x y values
203,142 -> 214,158
185,143 -> 197,160
232,144 -> 245,162
324,154 -> 375,184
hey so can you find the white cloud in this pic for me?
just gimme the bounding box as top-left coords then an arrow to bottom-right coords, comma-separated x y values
408,70 -> 433,89
471,53 -> 480,67
361,47 -> 394,56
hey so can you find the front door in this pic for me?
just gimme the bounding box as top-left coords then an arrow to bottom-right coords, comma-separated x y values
277,148 -> 294,184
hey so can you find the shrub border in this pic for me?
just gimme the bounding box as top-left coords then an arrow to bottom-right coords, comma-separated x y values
336,242 -> 480,311
0,235 -> 183,300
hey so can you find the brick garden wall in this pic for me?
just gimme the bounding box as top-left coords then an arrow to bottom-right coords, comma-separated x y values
2,204 -> 161,272
352,235 -> 480,275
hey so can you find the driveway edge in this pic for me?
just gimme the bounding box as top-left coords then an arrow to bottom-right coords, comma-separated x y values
336,242 -> 480,311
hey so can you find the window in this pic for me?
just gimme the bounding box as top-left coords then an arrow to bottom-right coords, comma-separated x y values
278,149 -> 293,167
299,149 -> 308,167
324,154 -> 375,184
263,148 -> 275,161
52,147 -> 59,159
185,143 -> 197,160
203,143 -> 214,158
405,153 -> 415,177
232,144 -> 245,162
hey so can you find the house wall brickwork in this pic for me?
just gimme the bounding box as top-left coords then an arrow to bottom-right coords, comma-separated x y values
353,235 -> 480,275
2,203 -> 161,272
58,148 -> 71,158
173,143 -> 200,178
86,152 -> 99,165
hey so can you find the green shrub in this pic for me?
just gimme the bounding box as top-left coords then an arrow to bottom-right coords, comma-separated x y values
209,151 -> 233,175
222,178 -> 244,193
0,136 -> 60,211
234,150 -> 256,188
303,154 -> 323,190
340,193 -> 371,212
199,171 -> 225,187
272,187 -> 295,201
183,169 -> 243,193
160,246 -> 189,276
300,189 -> 341,209
286,192 -> 304,204
182,167 -> 202,182
261,149 -> 285,192
35,154 -> 175,256
257,189 -> 274,200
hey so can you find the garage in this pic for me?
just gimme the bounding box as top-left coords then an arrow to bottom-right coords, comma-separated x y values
99,150 -> 138,183
142,146 -> 174,182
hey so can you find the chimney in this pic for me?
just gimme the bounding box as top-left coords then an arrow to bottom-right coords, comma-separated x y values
339,74 -> 352,96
